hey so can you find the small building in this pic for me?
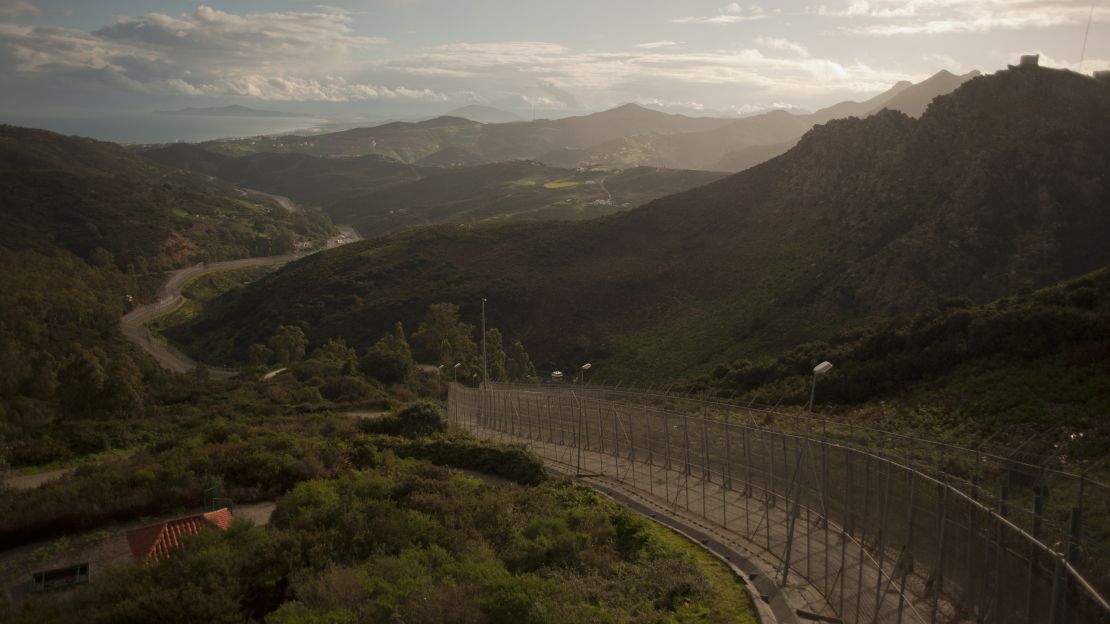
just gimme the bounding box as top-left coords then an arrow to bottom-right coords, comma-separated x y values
32,563 -> 89,592
1020,54 -> 1039,67
126,508 -> 234,563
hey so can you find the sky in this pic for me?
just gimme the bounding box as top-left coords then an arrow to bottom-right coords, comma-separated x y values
0,0 -> 1107,119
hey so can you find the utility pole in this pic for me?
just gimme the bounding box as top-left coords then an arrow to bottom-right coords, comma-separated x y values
481,297 -> 488,386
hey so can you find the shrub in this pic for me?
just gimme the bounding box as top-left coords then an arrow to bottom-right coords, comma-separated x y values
358,401 -> 446,439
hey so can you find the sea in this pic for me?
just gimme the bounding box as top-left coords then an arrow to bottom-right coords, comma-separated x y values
0,111 -> 325,144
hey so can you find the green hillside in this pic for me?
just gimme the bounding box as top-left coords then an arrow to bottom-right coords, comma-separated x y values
684,266 -> 1110,436
170,67 -> 1110,386
1,126 -> 334,271
0,125 -> 334,440
328,162 -> 726,237
199,105 -> 736,163
141,144 -> 429,209
140,145 -> 726,238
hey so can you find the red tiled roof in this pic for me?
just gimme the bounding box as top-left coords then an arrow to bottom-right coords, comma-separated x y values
127,508 -> 234,563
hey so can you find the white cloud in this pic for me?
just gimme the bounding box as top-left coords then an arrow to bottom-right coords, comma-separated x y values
0,4 -> 924,110
673,14 -> 766,24
674,3 -> 766,24
635,40 -> 682,49
0,0 -> 38,18
755,36 -> 809,56
0,4 -> 446,102
816,0 -> 1108,35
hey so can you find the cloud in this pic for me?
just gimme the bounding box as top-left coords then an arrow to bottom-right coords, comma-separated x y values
922,52 -> 962,70
755,36 -> 809,56
0,4 -> 429,102
816,0 -> 1108,35
0,0 -> 38,18
635,40 -> 682,49
673,3 -> 766,24
0,4 -> 923,111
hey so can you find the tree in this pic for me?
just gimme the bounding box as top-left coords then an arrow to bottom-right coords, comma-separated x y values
506,340 -> 538,382
104,356 -> 145,418
270,325 -> 306,365
58,347 -> 108,418
248,343 -> 274,368
412,303 -> 478,365
310,338 -> 358,373
360,322 -> 414,384
484,329 -> 507,382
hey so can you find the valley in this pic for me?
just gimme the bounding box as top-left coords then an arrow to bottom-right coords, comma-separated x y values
1,33 -> 1108,624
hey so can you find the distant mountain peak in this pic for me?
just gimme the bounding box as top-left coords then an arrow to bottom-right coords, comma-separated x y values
443,105 -> 522,124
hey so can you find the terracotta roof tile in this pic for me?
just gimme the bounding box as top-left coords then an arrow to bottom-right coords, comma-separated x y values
126,507 -> 234,563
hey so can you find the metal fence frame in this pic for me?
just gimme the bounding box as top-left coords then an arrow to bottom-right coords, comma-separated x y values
448,382 -> 1110,624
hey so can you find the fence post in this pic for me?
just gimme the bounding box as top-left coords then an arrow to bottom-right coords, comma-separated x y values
931,483 -> 948,624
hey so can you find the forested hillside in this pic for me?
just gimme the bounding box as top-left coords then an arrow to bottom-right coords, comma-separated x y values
683,266 -> 1110,437
1,126 -> 334,271
0,126 -> 334,450
176,67 -> 1110,383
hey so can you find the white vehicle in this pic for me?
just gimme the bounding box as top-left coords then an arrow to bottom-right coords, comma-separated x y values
550,370 -> 564,383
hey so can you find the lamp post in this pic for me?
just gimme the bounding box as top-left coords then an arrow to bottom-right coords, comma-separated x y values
807,361 -> 833,412
453,362 -> 461,382
481,297 -> 488,386
578,362 -> 592,385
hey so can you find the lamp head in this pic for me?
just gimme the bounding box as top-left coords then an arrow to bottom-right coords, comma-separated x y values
581,363 -> 592,370
813,361 -> 833,375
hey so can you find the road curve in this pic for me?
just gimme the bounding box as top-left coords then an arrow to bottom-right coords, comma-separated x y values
121,226 -> 363,378
121,254 -> 302,378
243,188 -> 296,213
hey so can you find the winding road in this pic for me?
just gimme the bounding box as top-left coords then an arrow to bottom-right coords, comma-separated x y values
120,254 -> 301,378
121,203 -> 362,378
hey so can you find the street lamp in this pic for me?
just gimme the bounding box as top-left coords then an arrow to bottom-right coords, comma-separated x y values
481,297 -> 488,386
578,362 -> 592,385
807,361 -> 833,412
453,362 -> 461,382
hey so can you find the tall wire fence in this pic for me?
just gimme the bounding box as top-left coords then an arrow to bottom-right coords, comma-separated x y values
447,382 -> 1110,624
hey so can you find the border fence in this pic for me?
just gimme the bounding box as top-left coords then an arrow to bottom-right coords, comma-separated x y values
447,382 -> 1110,624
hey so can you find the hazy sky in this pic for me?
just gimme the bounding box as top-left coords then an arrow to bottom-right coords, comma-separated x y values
1,0 -> 1106,117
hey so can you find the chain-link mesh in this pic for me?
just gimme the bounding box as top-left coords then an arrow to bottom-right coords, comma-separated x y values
448,383 -> 1110,624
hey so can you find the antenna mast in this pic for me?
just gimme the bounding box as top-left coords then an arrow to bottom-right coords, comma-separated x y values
1079,3 -> 1095,73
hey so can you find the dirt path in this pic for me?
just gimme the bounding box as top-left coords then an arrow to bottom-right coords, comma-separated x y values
2,468 -> 72,491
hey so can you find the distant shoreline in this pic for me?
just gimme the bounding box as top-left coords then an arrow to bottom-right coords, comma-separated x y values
153,105 -> 312,119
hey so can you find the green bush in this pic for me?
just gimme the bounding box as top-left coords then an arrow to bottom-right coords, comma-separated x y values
358,401 -> 446,439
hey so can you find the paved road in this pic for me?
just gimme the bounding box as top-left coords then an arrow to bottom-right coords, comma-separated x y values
121,226 -> 362,378
243,188 -> 296,213
120,254 -> 301,378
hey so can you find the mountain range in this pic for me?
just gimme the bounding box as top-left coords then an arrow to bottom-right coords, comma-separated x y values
173,66 -> 1110,383
196,70 -> 978,172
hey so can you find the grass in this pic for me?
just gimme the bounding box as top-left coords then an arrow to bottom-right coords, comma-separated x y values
644,519 -> 759,624
542,179 -> 580,189
13,447 -> 135,476
149,265 -> 276,339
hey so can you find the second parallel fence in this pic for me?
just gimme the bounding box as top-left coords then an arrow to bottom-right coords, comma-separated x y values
447,383 -> 1109,624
